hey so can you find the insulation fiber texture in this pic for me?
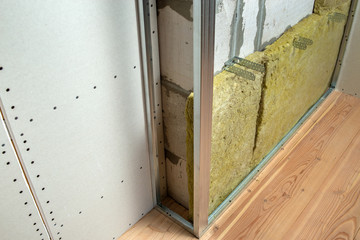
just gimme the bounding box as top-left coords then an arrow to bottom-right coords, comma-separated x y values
186,66 -> 264,218
252,11 -> 348,165
186,2 -> 349,219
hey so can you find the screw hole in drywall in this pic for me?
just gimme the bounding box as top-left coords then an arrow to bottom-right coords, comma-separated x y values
26,148 -> 30,151
33,222 -> 37,225
50,211 -> 53,214
93,86 -> 97,89
41,187 -> 45,191
79,211 -> 82,214
76,96 -> 79,99
24,202 -> 28,205
36,175 -> 40,178
2,151 -> 5,154
14,117 -> 18,120
140,167 -> 142,169
133,66 -> 136,69
121,180 -> 124,183
51,218 -> 55,221
36,228 -> 39,232
46,201 -> 50,204
101,196 -> 104,199
61,224 -> 63,227
13,178 -> 17,182
29,118 -> 33,122
6,162 -> 10,165
1,143 -> 4,147
114,75 -> 117,78
20,133 -> 24,136
19,190 -> 23,194
53,106 -> 57,110
11,106 -> 15,109
6,88 -> 10,92
0,66 -> 3,70
152,31 -> 155,34
31,161 -> 34,164
23,140 -> 27,143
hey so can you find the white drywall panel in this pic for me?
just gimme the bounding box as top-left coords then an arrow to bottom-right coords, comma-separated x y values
261,0 -> 314,49
336,3 -> 360,97
0,1 -> 153,239
0,120 -> 49,240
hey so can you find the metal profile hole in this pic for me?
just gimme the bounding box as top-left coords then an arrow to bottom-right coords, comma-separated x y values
293,40 -> 307,50
223,65 -> 255,81
232,57 -> 265,73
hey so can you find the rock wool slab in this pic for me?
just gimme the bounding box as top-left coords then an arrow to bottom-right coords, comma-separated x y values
252,8 -> 349,165
186,1 -> 350,219
186,65 -> 264,218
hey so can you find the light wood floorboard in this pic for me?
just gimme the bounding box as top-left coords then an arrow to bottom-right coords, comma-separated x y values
119,91 -> 360,240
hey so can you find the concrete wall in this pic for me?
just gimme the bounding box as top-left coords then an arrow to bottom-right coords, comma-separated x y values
213,0 -> 314,73
157,1 -> 193,208
157,0 -> 315,210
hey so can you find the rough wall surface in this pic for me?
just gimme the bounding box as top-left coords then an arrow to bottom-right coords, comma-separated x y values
252,11 -> 349,164
157,2 -> 193,208
186,1 -> 350,219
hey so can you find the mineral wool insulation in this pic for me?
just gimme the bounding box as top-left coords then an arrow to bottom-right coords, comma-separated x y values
186,0 -> 350,219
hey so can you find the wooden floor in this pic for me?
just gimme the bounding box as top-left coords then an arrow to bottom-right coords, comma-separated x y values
119,91 -> 360,240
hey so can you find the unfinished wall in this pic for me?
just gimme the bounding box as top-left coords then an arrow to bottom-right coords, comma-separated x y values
158,0 -> 315,211
213,0 -> 315,73
187,0 -> 350,218
157,0 -> 193,208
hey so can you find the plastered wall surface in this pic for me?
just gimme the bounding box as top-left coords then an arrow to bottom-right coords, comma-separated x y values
213,0 -> 314,73
0,1 -> 154,239
186,0 -> 350,218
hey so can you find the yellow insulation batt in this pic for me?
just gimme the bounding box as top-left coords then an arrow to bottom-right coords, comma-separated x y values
251,11 -> 348,165
186,2 -> 350,219
186,66 -> 264,218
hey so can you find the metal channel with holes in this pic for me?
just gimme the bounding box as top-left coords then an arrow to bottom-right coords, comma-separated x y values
0,117 -> 50,240
139,0 -> 167,205
332,0 -> 359,88
0,1 -> 154,239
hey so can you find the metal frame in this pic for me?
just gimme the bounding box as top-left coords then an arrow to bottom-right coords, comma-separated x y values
193,0 -> 216,237
138,0 -> 167,205
150,0 -> 216,238
331,0 -> 358,87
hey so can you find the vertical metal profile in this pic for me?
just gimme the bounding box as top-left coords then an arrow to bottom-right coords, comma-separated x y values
331,0 -> 358,87
137,0 -> 167,205
193,0 -> 216,237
